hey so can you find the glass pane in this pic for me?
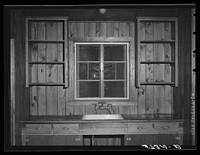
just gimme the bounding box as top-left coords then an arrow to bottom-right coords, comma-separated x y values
78,63 -> 87,80
116,63 -> 126,79
104,81 -> 126,97
89,63 -> 100,80
78,82 -> 100,98
78,45 -> 100,61
104,45 -> 126,61
104,63 -> 115,79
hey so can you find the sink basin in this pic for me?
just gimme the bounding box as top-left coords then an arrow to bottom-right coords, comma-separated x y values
82,114 -> 123,120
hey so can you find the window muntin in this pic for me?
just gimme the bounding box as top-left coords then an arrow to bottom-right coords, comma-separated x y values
75,43 -> 129,100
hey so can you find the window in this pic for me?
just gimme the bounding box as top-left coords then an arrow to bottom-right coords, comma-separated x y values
75,43 -> 129,99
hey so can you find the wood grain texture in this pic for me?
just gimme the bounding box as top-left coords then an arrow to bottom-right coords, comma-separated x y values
68,41 -> 74,101
138,21 -> 146,114
74,105 -> 86,115
129,39 -> 137,101
119,22 -> 130,37
46,22 -> 58,115
164,22 -> 173,114
37,22 -> 46,115
69,22 -> 76,37
76,22 -> 85,37
12,10 -> 31,144
153,22 -> 165,114
28,20 -> 66,116
10,38 -> 16,145
27,19 -> 178,117
85,22 -> 96,37
96,22 -> 107,37
144,22 -> 154,114
130,104 -> 138,115
85,105 -> 96,114
29,22 -> 38,115
79,123 -> 127,135
119,105 -> 131,115
106,22 -> 114,37
57,22 -> 66,115
113,22 -> 119,37
129,23 -> 137,102
129,22 -> 135,37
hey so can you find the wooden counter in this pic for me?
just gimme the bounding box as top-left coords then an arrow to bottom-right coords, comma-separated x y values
21,114 -> 183,123
21,114 -> 183,146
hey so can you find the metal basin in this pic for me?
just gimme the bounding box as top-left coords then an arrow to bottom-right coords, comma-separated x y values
82,114 -> 123,120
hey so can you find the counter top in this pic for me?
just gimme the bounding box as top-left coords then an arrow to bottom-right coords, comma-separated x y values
21,114 -> 183,124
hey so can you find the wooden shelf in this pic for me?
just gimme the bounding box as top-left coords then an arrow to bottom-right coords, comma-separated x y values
138,17 -> 178,22
29,61 -> 65,64
140,61 -> 175,64
26,17 -> 69,88
29,83 -> 65,86
28,40 -> 65,43
140,40 -> 175,43
136,17 -> 178,88
140,82 -> 175,85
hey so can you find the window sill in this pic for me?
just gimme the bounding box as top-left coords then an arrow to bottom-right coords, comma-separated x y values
68,100 -> 137,106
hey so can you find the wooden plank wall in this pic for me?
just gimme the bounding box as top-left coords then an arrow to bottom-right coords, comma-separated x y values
29,21 -> 66,116
29,21 -> 138,116
29,21 -> 175,116
70,22 -> 131,38
70,22 -> 136,115
9,7 -> 194,146
138,22 -> 173,115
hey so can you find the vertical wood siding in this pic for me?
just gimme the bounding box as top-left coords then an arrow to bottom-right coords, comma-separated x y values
30,21 -> 175,116
29,21 -> 65,115
30,21 -> 138,116
137,22 -> 173,115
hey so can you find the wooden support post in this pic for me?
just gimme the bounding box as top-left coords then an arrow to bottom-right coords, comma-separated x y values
64,19 -> 69,88
10,38 -> 15,145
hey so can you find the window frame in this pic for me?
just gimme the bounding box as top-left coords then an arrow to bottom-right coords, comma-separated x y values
74,42 -> 130,100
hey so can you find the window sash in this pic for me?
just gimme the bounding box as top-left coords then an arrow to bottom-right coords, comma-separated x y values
75,42 -> 129,100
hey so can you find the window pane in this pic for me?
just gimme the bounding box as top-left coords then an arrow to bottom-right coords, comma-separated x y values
104,81 -> 126,97
104,63 -> 115,79
116,63 -> 126,79
104,45 -> 126,61
78,45 -> 100,61
76,43 -> 128,99
78,63 -> 87,80
78,82 -> 100,98
89,63 -> 100,80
